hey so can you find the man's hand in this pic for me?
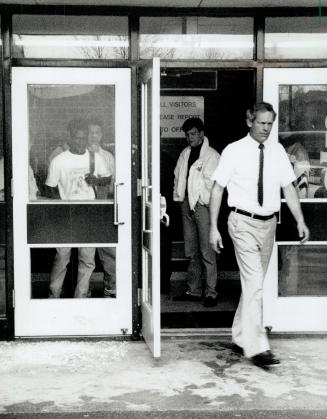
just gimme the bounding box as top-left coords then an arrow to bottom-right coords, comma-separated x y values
298,220 -> 310,244
84,173 -> 98,186
85,174 -> 111,187
209,226 -> 224,254
283,183 -> 310,244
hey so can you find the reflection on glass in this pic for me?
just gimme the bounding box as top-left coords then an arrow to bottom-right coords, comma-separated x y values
265,17 -> 327,59
140,17 -> 253,60
278,245 -> 327,296
278,84 -> 327,198
28,84 -> 115,201
13,15 -> 129,59
31,247 -> 116,299
13,35 -> 129,59
0,246 -> 5,314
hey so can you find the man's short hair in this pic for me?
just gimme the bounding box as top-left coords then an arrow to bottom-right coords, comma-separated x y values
246,102 -> 277,123
67,118 -> 88,137
182,117 -> 204,133
87,117 -> 104,129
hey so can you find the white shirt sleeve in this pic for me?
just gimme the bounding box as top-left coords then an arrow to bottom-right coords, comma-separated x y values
211,145 -> 234,187
45,157 -> 60,187
95,153 -> 111,177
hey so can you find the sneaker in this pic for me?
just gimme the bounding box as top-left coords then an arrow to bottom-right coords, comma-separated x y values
251,351 -> 280,367
203,295 -> 218,307
104,288 -> 116,298
173,291 -> 202,302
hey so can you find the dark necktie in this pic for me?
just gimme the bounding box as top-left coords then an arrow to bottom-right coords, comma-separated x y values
258,143 -> 264,206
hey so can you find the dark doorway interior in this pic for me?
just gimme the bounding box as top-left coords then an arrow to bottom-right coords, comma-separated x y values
160,68 -> 255,328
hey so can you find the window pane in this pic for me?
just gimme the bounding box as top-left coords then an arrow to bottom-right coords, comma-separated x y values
140,17 -> 253,60
278,84 -> 327,199
279,245 -> 327,296
265,17 -> 327,59
31,247 -> 116,299
28,84 -> 115,202
13,15 -> 129,59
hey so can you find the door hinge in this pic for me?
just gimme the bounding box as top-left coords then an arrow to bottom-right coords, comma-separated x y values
138,288 -> 142,306
137,179 -> 142,197
12,289 -> 15,308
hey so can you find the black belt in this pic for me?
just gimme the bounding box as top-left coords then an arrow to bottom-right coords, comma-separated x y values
231,207 -> 276,221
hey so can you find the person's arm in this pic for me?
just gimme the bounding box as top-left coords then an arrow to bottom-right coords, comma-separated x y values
84,174 -> 112,187
42,185 -> 60,199
202,153 -> 220,193
282,182 -> 310,243
209,182 -> 225,253
173,154 -> 183,202
44,158 -> 60,199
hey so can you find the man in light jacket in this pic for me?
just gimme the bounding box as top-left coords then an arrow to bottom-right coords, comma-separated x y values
173,117 -> 220,307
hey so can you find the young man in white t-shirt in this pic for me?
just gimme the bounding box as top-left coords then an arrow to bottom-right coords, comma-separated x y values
46,118 -> 111,298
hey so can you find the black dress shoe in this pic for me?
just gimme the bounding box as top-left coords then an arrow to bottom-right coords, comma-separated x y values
251,351 -> 280,367
203,295 -> 218,307
231,343 -> 244,356
173,292 -> 202,302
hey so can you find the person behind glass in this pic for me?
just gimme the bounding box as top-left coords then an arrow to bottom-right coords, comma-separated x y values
209,102 -> 310,368
285,141 -> 310,198
314,169 -> 327,198
173,117 -> 220,307
87,118 -> 116,298
45,118 -> 111,298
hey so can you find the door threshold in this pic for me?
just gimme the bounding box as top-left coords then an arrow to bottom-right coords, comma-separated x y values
14,335 -> 132,341
161,328 -> 232,339
161,329 -> 327,339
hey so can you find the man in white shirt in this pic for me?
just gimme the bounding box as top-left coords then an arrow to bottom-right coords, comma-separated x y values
173,117 -> 220,307
46,118 -> 111,298
209,102 -> 309,367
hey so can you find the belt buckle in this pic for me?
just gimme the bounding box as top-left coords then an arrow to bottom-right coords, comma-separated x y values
250,212 -> 255,218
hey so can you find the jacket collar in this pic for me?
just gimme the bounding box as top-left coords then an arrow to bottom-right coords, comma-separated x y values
186,136 -> 209,158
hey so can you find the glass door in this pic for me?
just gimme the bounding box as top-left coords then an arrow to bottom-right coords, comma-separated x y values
263,68 -> 327,331
12,67 -> 132,336
140,58 -> 161,357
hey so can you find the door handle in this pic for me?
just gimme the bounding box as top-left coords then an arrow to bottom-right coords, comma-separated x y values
114,182 -> 125,225
142,185 -> 152,233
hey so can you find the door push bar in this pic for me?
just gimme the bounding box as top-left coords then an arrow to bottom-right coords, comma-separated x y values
114,182 -> 125,226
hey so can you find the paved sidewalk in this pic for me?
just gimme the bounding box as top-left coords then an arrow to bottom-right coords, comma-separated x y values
1,337 -> 327,416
